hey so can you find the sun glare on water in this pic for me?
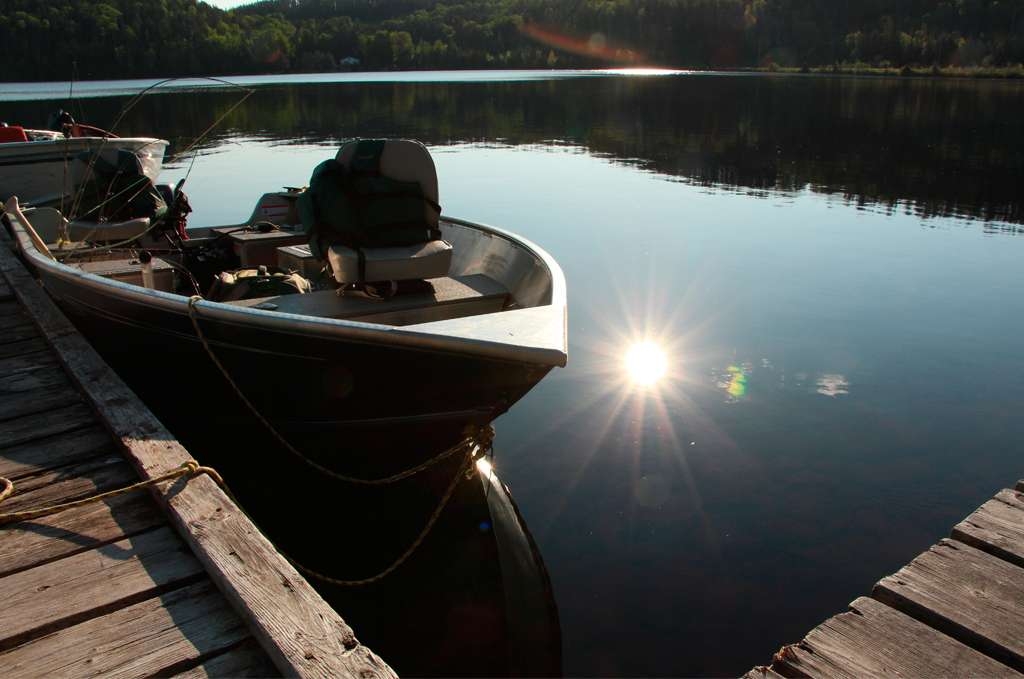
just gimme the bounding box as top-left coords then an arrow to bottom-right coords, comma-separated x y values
625,341 -> 668,386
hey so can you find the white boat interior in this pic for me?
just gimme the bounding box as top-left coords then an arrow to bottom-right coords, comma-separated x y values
4,139 -> 567,367
0,124 -> 168,207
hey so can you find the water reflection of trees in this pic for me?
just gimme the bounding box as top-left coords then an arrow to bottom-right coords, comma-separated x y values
12,75 -> 1021,226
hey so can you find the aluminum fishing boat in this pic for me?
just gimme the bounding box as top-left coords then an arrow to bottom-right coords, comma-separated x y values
3,139 -> 566,474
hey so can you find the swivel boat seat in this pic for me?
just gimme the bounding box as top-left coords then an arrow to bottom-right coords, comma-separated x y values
299,138 -> 453,296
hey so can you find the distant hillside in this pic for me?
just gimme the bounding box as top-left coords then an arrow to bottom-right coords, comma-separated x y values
3,0 -> 1023,81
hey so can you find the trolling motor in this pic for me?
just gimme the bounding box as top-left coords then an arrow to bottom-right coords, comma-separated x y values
47,109 -> 75,136
156,178 -> 192,242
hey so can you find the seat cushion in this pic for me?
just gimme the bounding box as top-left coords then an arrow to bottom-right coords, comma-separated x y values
328,239 -> 452,283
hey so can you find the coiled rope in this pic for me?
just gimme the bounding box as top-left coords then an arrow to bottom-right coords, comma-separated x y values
0,461 -> 223,527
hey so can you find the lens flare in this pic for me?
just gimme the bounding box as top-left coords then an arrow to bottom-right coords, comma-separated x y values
625,341 -> 668,386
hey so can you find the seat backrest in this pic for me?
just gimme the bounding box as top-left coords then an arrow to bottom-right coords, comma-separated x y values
335,139 -> 439,229
300,139 -> 443,259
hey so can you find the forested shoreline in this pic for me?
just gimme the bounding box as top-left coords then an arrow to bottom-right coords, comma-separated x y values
3,0 -> 1023,81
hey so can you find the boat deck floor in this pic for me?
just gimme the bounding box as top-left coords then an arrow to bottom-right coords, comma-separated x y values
225,273 -> 510,326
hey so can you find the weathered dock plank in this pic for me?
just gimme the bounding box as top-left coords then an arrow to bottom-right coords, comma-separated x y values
0,383 -> 83,422
0,353 -> 68,394
771,596 -> 1019,678
0,493 -> 165,577
0,336 -> 47,359
0,298 -> 25,317
0,318 -> 39,345
873,538 -> 1024,672
2,581 -> 249,679
161,471 -> 396,678
0,346 -> 59,377
0,526 -> 204,652
0,425 -> 111,480
0,402 -> 96,448
171,639 -> 279,678
0,454 -> 133,513
748,482 -> 1024,678
952,489 -> 1024,568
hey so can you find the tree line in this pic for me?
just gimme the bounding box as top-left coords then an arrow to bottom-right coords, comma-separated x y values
3,0 -> 1023,81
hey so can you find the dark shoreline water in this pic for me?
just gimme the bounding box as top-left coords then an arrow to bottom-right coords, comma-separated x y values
5,72 -> 1022,676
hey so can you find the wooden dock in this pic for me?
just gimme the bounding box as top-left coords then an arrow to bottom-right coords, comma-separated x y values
746,481 -> 1024,678
0,232 -> 396,677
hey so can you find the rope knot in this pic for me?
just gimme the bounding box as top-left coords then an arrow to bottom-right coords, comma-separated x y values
467,423 -> 495,452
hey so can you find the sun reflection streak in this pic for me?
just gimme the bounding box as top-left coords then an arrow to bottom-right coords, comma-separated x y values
625,341 -> 668,386
499,259 -> 767,562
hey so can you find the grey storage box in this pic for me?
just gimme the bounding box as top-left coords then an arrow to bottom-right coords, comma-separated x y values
327,240 -> 452,284
74,257 -> 175,292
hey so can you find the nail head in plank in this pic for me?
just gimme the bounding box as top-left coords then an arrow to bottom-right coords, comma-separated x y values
872,538 -> 1024,672
952,491 -> 1024,568
0,581 -> 252,679
0,492 -> 165,578
1,199 -> 395,678
772,596 -> 1020,679
0,526 -> 204,652
171,639 -> 279,679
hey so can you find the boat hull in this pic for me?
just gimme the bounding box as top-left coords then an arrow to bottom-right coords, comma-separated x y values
41,267 -> 552,474
0,136 -> 168,205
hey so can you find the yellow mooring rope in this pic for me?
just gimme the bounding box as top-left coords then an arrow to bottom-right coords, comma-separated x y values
0,461 -> 224,526
186,295 -> 496,584
288,450 -> 481,587
186,295 -> 489,484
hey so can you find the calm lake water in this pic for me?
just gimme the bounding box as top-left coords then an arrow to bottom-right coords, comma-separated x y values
4,71 -> 1024,676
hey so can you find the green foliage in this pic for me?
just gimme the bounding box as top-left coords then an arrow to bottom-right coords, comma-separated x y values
3,0 -> 1023,80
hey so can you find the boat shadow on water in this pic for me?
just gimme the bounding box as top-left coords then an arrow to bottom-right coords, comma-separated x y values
163,411 -> 563,677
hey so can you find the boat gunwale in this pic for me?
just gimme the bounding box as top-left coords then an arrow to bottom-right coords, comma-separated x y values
5,210 -> 568,367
